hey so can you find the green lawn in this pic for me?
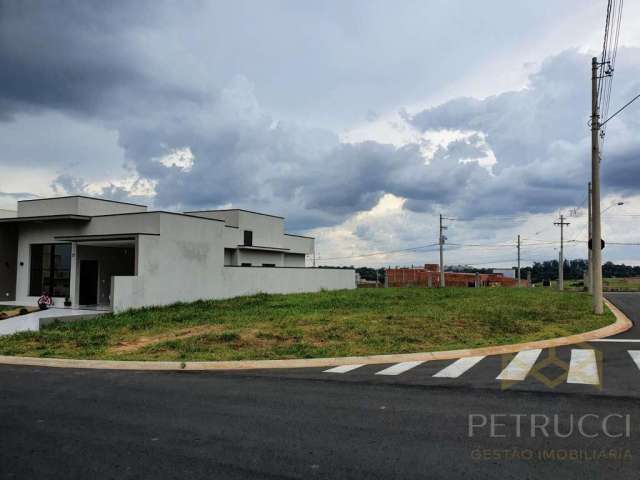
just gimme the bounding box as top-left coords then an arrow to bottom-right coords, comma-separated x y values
603,277 -> 640,292
0,306 -> 15,312
0,288 -> 614,361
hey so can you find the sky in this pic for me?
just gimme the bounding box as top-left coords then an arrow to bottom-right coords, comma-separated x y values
1,0 -> 639,268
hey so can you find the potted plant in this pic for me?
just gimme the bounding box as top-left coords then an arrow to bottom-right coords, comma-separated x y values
64,296 -> 72,307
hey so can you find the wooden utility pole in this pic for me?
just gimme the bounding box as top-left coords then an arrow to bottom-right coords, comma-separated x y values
439,214 -> 446,288
591,57 -> 604,314
587,181 -> 593,294
517,234 -> 521,287
554,214 -> 570,291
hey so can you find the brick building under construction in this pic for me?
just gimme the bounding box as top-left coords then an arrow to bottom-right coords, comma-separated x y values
385,264 -> 527,288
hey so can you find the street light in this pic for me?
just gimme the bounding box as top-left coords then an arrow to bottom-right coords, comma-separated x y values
602,201 -> 624,215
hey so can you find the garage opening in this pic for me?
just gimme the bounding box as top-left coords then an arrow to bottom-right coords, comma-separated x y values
76,241 -> 135,308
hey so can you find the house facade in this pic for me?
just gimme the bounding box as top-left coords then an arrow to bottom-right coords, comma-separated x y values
0,196 -> 354,312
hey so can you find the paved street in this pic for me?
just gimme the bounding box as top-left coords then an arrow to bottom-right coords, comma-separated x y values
1,293 -> 640,479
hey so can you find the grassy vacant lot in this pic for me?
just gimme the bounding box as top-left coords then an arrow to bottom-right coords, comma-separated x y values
0,288 -> 614,361
603,277 -> 640,292
564,277 -> 640,292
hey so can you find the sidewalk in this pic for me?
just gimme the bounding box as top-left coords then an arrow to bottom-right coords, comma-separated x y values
0,307 -> 106,336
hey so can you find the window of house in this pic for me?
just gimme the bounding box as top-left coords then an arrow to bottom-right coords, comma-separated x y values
29,244 -> 71,297
262,263 -> 276,267
243,230 -> 253,246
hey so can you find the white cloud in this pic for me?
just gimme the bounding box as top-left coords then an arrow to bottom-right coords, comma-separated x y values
155,147 -> 195,172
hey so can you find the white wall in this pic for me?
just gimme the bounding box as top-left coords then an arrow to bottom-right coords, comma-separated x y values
283,253 -> 305,267
237,249 -> 284,266
220,267 -> 355,298
114,265 -> 355,312
236,211 -> 284,248
112,212 -> 226,311
282,234 -> 314,254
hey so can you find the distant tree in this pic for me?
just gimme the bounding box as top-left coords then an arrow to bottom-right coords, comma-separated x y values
328,259 -> 640,285
355,267 -> 385,283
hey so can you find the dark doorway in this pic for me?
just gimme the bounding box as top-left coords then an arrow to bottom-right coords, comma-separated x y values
243,230 -> 253,246
79,260 -> 98,305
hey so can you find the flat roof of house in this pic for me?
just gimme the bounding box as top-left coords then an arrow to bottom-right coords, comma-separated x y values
54,233 -> 160,242
284,233 -> 314,240
0,214 -> 91,224
18,195 -> 147,208
237,245 -> 290,252
184,208 -> 284,219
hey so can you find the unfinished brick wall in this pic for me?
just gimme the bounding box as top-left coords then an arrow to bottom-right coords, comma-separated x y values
385,265 -> 528,288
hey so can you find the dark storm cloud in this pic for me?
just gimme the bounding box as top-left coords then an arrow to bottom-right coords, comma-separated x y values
406,48 -> 640,218
0,0 -> 200,120
4,0 -> 640,232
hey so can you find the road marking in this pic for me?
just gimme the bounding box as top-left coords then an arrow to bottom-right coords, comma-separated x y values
567,349 -> 599,385
433,356 -> 485,378
375,361 -> 425,376
496,349 -> 542,381
323,364 -> 365,373
590,339 -> 640,343
629,351 -> 640,370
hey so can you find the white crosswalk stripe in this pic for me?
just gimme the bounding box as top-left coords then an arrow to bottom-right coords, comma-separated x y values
324,364 -> 365,373
628,351 -> 640,370
496,349 -> 543,381
321,349 -> 640,385
375,361 -> 425,376
567,349 -> 600,385
433,356 -> 485,378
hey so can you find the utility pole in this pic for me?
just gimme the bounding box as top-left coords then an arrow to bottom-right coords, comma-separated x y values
439,214 -> 446,288
587,182 -> 593,294
517,234 -> 521,287
591,56 -> 604,314
554,214 -> 570,291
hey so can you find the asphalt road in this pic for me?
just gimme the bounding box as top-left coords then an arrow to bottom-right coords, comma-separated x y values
1,293 -> 640,479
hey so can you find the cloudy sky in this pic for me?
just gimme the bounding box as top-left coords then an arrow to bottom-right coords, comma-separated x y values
1,0 -> 640,268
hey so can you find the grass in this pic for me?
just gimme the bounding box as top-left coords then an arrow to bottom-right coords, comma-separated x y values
603,277 -> 640,292
564,277 -> 640,292
0,306 -> 16,313
0,288 -> 614,361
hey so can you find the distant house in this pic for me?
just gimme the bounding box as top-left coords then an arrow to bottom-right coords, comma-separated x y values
386,264 -> 526,288
0,196 -> 354,312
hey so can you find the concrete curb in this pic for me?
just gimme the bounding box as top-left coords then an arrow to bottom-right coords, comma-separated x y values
0,299 -> 631,371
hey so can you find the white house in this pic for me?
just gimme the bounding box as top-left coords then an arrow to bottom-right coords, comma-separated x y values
0,196 -> 354,312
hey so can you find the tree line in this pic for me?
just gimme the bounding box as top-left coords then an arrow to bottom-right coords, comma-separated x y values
336,260 -> 640,284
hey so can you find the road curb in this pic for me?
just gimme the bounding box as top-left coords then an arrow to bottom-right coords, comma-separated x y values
0,300 -> 631,371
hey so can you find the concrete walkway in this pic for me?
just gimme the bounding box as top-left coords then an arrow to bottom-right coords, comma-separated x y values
0,307 -> 106,336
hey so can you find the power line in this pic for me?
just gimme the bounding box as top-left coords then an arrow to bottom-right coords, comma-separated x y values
600,92 -> 640,127
316,243 -> 440,261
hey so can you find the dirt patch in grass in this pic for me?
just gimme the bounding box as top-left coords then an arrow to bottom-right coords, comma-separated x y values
0,288 -> 615,361
108,324 -> 228,354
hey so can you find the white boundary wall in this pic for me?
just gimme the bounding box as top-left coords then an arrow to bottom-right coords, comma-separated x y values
113,267 -> 355,312
220,267 -> 355,299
